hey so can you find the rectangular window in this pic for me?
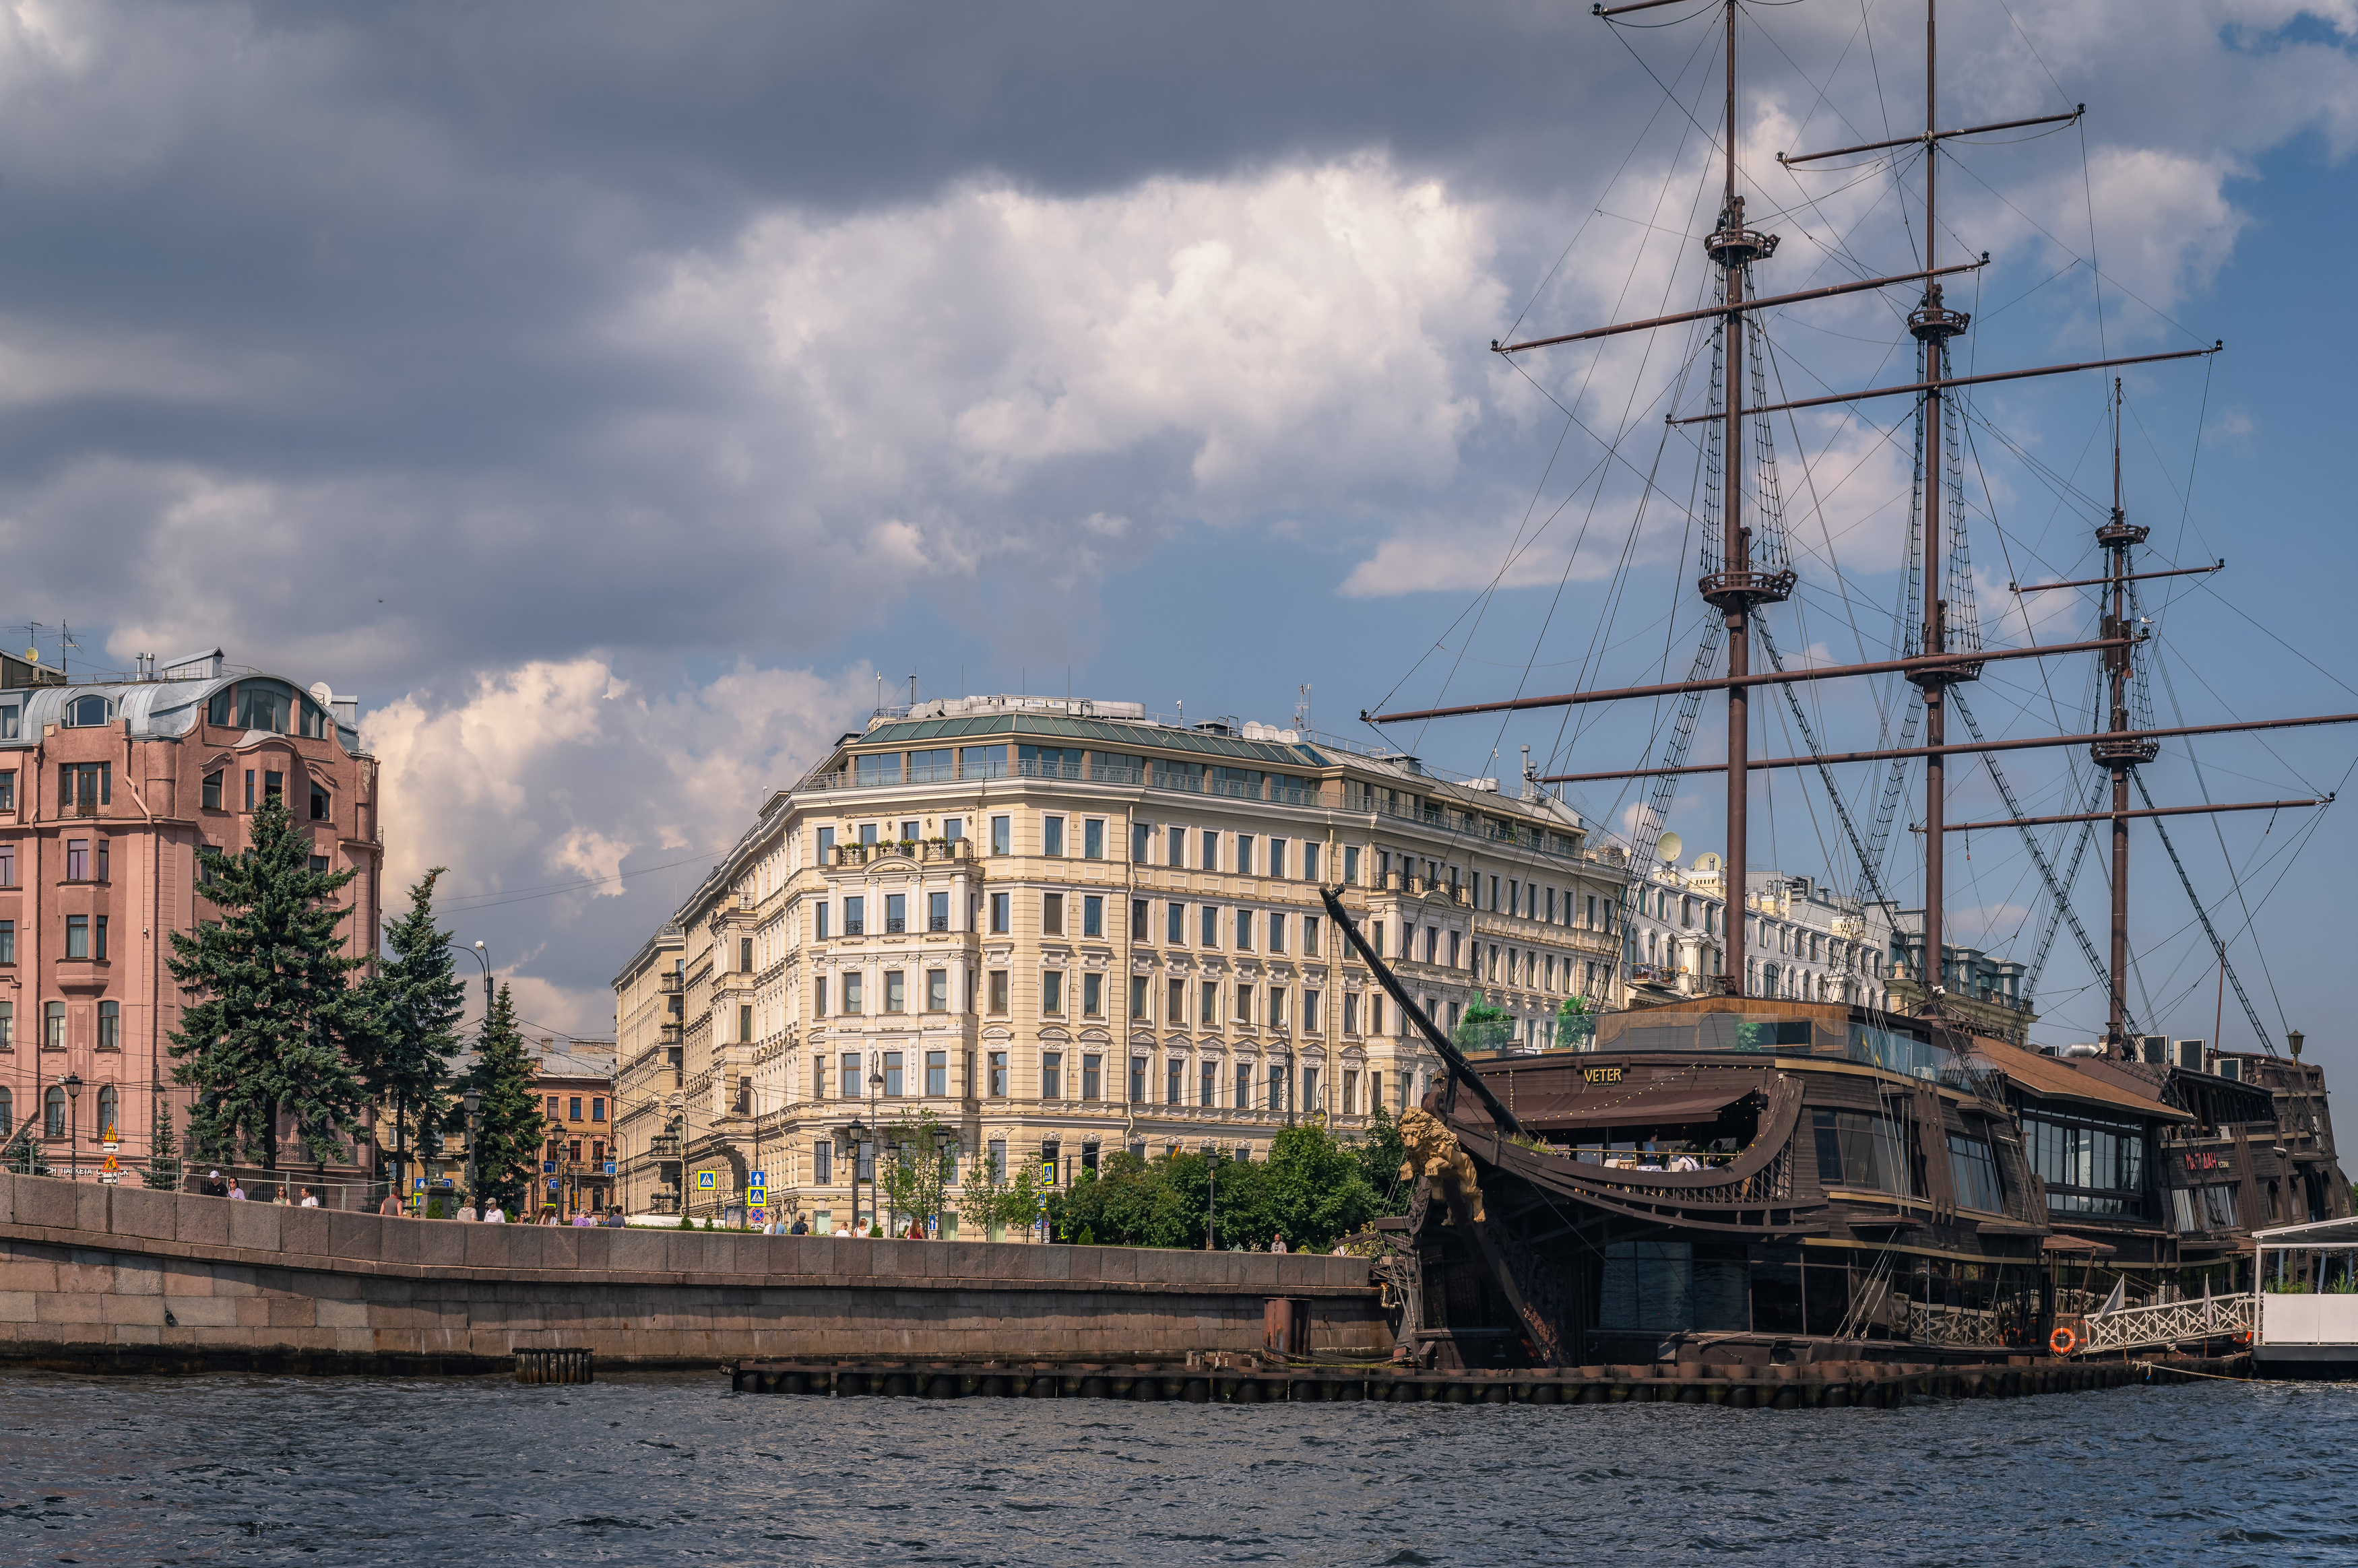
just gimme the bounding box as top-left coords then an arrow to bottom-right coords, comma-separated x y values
739,1002 -> 754,1041
1236,1063 -> 1254,1109
1130,974 -> 1148,1019
926,969 -> 949,1012
1167,901 -> 1185,944
65,915 -> 89,960
1130,820 -> 1149,861
943,816 -> 963,843
1131,897 -> 1149,938
883,1051 -> 903,1097
1267,987 -> 1286,1030
883,971 -> 905,1013
1168,977 -> 1185,1024
1267,912 -> 1286,953
310,785 -> 331,822
1812,1109 -> 1919,1198
817,826 -> 836,862
740,937 -> 754,972
0,919 -> 11,965
1167,825 -> 1185,866
1234,985 -> 1252,1025
547,1097 -> 561,1120
1946,1134 -> 2005,1213
1042,892 -> 1064,936
988,971 -> 1009,1013
0,1001 -> 11,1049
1128,1056 -> 1147,1105
1200,981 -> 1219,1025
45,1001 -> 63,1049
1304,989 -> 1321,1032
1083,819 -> 1104,859
1267,837 -> 1285,878
244,769 -> 255,810
1083,895 -> 1103,938
988,1051 -> 1008,1097
1301,1066 -> 1318,1110
199,771 -> 222,811
1201,828 -> 1219,870
813,1142 -> 833,1185
816,903 -> 831,940
885,893 -> 906,934
841,972 -> 864,1014
859,822 -> 879,846
66,839 -> 88,880
1042,970 -> 1064,1014
990,892 -> 1009,934
592,1098 -> 606,1122
1042,816 -> 1065,857
567,1097 -> 583,1121
961,746 -> 1007,782
264,770 -> 283,804
1079,971 -> 1106,1018
925,1049 -> 947,1097
1234,909 -> 1252,950
1081,1054 -> 1102,1101
1342,993 -> 1358,1035
844,896 -> 866,936
1235,833 -> 1254,876
929,891 -> 951,932
1303,915 -> 1320,956
1343,845 -> 1360,884
1304,843 -> 1320,882
841,1053 -> 862,1099
1168,1057 -> 1184,1105
1042,1051 -> 1064,1100
1200,905 -> 1218,947
1201,1060 -> 1217,1106
990,815 -> 1011,855
1342,1069 -> 1358,1115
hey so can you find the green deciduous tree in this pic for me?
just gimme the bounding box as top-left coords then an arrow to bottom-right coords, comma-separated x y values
1356,1105 -> 1411,1216
357,868 -> 467,1185
957,1148 -> 1047,1241
1555,994 -> 1594,1050
464,983 -> 543,1217
1454,989 -> 1516,1053
166,795 -> 375,1170
1046,1126 -> 1382,1253
878,1109 -> 957,1235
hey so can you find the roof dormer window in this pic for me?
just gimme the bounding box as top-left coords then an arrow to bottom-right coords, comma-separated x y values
64,695 -> 108,727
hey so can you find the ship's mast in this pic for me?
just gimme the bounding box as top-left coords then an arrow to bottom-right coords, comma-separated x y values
1698,0 -> 1789,995
1907,0 -> 1972,1012
2097,379 -> 2159,1054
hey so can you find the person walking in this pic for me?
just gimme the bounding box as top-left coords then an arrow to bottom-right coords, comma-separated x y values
789,1214 -> 809,1236
378,1191 -> 404,1217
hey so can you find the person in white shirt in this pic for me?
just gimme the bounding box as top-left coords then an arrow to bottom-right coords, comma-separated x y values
228,1183 -> 247,1201
483,1204 -> 506,1224
299,1189 -> 321,1208
455,1202 -> 478,1222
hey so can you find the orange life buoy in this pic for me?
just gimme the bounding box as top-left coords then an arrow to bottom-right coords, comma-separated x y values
2049,1326 -> 2079,1357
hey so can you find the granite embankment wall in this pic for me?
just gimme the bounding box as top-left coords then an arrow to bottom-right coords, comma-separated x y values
0,1175 -> 1387,1374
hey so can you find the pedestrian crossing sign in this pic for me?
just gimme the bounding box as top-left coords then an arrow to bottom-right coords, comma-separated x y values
748,1191 -> 767,1208
696,1171 -> 717,1191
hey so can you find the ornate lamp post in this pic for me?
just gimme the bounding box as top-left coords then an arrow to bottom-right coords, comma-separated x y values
61,1074 -> 82,1180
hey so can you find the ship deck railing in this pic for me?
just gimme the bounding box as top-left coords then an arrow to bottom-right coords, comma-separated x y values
2080,1292 -> 2253,1354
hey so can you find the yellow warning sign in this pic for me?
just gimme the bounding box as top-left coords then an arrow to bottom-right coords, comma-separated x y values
102,1154 -> 119,1173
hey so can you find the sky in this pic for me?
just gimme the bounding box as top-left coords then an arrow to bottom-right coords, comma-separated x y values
7,0 -> 2358,1076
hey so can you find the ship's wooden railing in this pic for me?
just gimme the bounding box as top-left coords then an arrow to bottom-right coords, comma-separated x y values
2078,1293 -> 2252,1354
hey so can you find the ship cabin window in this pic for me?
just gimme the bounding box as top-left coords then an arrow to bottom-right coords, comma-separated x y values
1602,1015 -> 1816,1053
2023,1111 -> 2146,1217
1812,1109 -> 1921,1198
1946,1133 -> 2006,1213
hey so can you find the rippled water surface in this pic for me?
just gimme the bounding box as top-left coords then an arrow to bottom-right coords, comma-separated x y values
1,1371 -> 2354,1565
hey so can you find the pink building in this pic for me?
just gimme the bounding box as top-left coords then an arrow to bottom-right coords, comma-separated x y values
0,648 -> 381,1185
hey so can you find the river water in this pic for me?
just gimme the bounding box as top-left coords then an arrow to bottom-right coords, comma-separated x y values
0,1371 -> 2351,1566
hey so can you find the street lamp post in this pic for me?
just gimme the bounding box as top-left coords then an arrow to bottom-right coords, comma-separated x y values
867,1068 -> 885,1235
61,1074 -> 82,1181
462,1087 -> 482,1210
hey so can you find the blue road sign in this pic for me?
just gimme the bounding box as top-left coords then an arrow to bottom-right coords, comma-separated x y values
413,1178 -> 426,1192
542,1161 -> 557,1173
696,1170 -> 717,1191
547,1178 -> 559,1191
604,1161 -> 617,1176
748,1169 -> 767,1189
748,1191 -> 767,1208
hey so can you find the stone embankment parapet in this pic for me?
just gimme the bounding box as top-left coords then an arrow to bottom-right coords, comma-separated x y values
0,1174 -> 1385,1373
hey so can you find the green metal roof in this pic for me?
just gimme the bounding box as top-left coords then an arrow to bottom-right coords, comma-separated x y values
856,713 -> 1329,769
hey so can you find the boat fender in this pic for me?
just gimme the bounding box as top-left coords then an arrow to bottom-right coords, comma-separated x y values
2049,1326 -> 2079,1357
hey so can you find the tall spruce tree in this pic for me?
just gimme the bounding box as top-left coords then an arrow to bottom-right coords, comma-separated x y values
466,983 -> 543,1216
357,868 -> 468,1187
166,794 -> 375,1170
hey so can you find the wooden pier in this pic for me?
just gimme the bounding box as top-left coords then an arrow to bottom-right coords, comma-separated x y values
728,1353 -> 2246,1408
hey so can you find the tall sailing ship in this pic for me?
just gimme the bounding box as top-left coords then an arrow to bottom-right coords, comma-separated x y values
1341,0 -> 2353,1369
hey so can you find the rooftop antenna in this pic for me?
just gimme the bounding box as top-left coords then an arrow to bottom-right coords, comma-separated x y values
908,671 -> 917,709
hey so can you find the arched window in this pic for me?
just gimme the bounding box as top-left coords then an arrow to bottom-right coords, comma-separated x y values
65,694 -> 109,727
0,1086 -> 12,1138
98,1000 -> 119,1050
96,1086 -> 119,1142
43,1087 -> 65,1138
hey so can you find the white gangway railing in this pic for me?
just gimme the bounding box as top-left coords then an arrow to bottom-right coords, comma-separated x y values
2079,1293 -> 2252,1354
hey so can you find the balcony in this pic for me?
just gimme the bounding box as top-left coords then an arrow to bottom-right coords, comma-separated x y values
658,972 -> 683,995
